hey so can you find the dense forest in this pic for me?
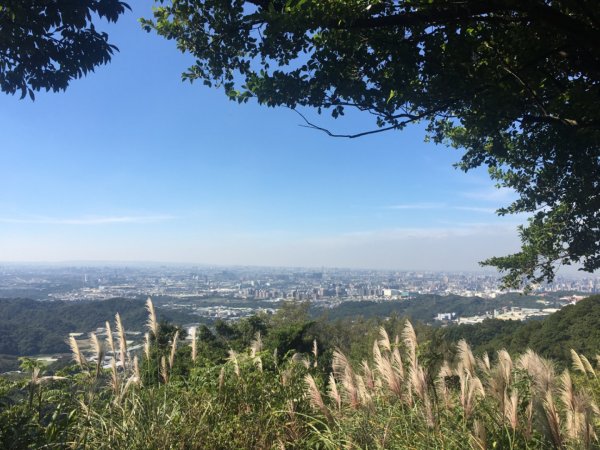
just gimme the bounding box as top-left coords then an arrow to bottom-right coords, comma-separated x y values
1,297 -> 599,449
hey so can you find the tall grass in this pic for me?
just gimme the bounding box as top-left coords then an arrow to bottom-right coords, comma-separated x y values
2,302 -> 599,450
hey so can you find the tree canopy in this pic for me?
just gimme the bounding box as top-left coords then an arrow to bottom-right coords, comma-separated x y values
143,0 -> 600,288
0,0 -> 129,99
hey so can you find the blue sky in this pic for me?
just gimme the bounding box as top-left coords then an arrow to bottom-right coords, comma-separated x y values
0,4 -> 528,270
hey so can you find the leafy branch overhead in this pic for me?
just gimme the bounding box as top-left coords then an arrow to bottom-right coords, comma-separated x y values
143,0 -> 600,288
0,0 -> 130,99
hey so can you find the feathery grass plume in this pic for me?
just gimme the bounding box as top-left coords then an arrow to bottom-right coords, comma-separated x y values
160,356 -> 169,383
143,332 -> 151,361
472,419 -> 487,450
560,370 -> 580,441
328,373 -> 342,411
457,339 -> 476,376
189,326 -> 197,363
580,355 -> 596,378
574,390 -> 600,448
120,374 -> 139,400
391,346 -> 404,378
31,367 -> 40,386
90,332 -> 104,377
435,361 -> 453,408
218,366 -> 225,391
342,367 -> 359,409
250,331 -> 262,358
305,374 -> 331,420
378,326 -> 391,352
517,349 -> 556,397
411,364 -> 435,427
355,374 -> 372,407
291,352 -> 310,369
379,351 -> 402,397
477,352 -> 491,374
373,340 -> 384,372
34,374 -> 67,385
544,390 -> 563,448
110,357 -> 119,395
402,320 -> 418,369
312,339 -> 318,368
169,330 -> 179,370
228,350 -> 240,377
571,349 -> 587,375
497,349 -> 513,381
362,360 -> 375,391
332,348 -> 350,378
133,355 -> 140,381
459,368 -> 485,419
105,321 -> 116,357
333,349 -> 359,408
115,313 -> 127,368
411,364 -> 428,402
525,399 -> 534,439
596,354 -> 600,369
489,349 -> 513,406
504,390 -> 519,431
146,297 -> 158,337
69,336 -> 86,369
250,334 -> 264,371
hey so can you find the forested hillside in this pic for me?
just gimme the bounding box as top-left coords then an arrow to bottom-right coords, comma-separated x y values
436,296 -> 600,366
0,298 -> 195,356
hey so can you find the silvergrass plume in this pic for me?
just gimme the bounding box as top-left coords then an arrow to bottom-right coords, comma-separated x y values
190,326 -> 197,363
144,332 -> 151,361
518,349 -> 556,396
571,349 -> 586,375
378,326 -> 391,352
504,390 -> 519,431
355,374 -> 372,407
312,339 -> 318,367
146,297 -> 158,337
228,350 -> 240,377
105,321 -> 115,356
115,313 -> 127,368
250,331 -> 262,358
169,330 -> 179,370
292,352 -> 310,369
580,354 -> 596,378
68,335 -> 86,369
402,321 -> 418,369
90,332 -> 104,377
560,370 -> 579,440
160,356 -> 169,383
305,374 -> 331,420
457,339 -> 476,376
544,390 -> 562,448
218,366 -> 225,391
328,373 -> 342,411
110,357 -> 119,395
362,360 -> 375,391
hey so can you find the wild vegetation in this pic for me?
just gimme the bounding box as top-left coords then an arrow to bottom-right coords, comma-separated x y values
1,297 -> 600,449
